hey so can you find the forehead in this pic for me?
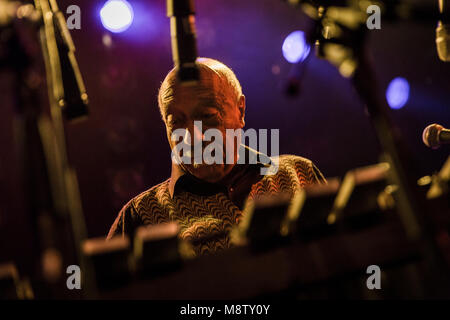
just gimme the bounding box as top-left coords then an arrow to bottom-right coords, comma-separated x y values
165,71 -> 233,115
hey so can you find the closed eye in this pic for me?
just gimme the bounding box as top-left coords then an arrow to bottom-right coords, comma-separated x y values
202,113 -> 217,119
166,114 -> 184,127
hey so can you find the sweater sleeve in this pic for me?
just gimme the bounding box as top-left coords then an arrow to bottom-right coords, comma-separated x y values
106,200 -> 142,240
285,155 -> 327,186
308,160 -> 327,185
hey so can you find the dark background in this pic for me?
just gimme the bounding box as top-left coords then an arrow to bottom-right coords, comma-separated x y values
0,0 -> 449,267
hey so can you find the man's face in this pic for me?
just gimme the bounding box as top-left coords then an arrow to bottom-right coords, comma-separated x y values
163,70 -> 245,183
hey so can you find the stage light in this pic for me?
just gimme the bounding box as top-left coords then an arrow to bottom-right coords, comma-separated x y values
100,0 -> 134,33
282,31 -> 310,64
386,77 -> 410,109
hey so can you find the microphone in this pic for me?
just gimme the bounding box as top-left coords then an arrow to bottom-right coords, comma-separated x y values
422,123 -> 450,149
46,0 -> 89,120
436,0 -> 450,62
167,0 -> 199,84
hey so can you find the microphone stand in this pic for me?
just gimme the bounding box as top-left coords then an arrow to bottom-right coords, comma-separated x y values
293,3 -> 450,296
0,0 -> 95,298
35,0 -> 96,298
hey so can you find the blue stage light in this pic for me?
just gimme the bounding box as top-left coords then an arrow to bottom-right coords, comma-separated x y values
282,31 -> 310,64
386,77 -> 410,109
100,0 -> 134,33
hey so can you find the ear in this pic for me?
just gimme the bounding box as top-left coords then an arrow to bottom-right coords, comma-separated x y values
237,94 -> 246,128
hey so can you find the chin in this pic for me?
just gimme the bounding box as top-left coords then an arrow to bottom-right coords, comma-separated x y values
188,164 -> 227,182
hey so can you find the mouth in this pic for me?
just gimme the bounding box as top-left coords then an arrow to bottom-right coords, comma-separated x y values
180,148 -> 221,165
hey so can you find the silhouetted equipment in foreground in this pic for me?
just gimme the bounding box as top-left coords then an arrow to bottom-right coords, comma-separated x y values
77,159 -> 450,299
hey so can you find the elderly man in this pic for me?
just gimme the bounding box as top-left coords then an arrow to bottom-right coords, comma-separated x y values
107,58 -> 325,255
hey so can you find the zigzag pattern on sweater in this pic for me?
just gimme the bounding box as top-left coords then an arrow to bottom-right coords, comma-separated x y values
108,155 -> 325,256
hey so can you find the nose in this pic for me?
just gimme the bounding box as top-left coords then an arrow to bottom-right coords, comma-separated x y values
183,121 -> 204,147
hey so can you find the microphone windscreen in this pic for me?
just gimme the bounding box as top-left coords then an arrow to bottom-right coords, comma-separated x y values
422,123 -> 443,149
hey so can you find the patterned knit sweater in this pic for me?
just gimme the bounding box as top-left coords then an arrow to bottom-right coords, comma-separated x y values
107,154 -> 325,256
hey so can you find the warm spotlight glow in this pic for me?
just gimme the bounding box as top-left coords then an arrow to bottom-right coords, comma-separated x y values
386,77 -> 410,109
100,0 -> 134,33
282,31 -> 310,64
